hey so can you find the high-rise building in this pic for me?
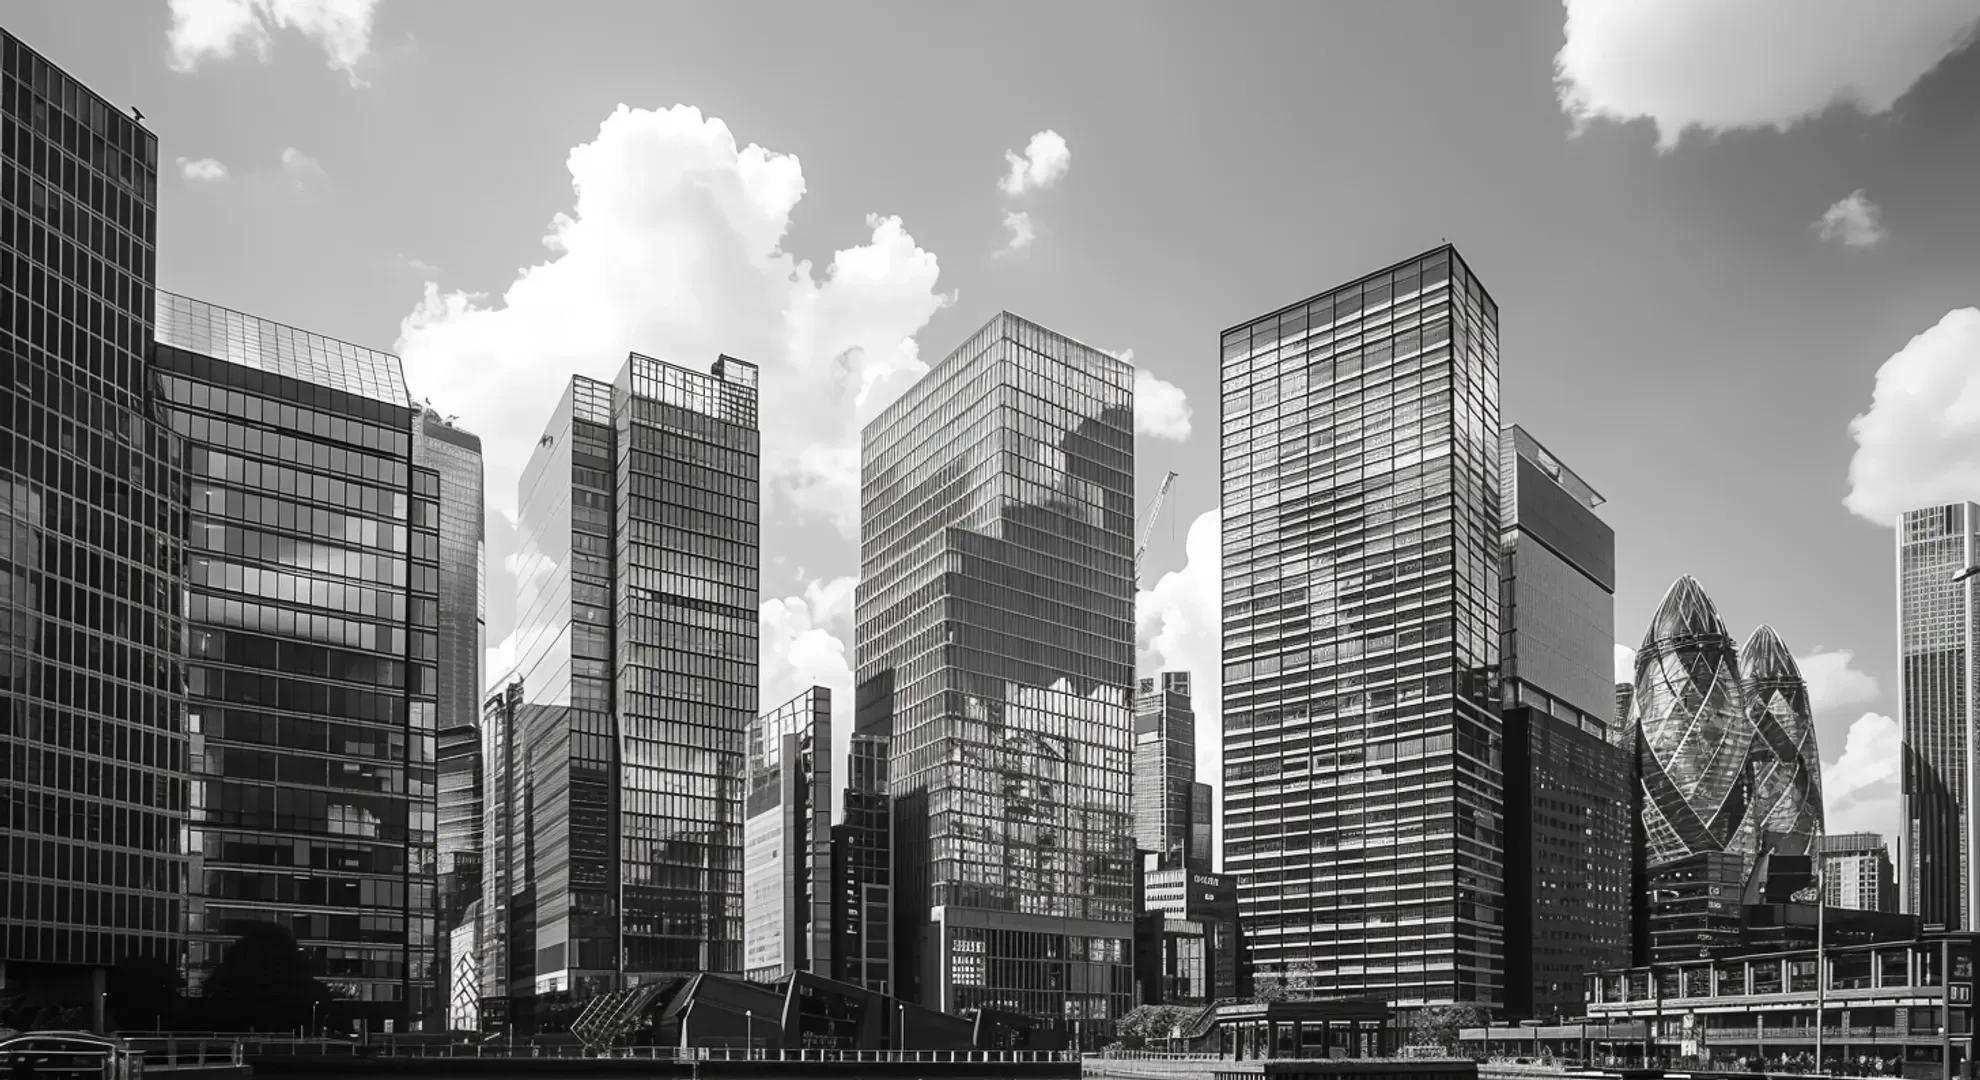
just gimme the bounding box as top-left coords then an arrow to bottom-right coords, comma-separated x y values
509,354 -> 759,1002
153,293 -> 439,1026
1134,672 -> 1212,872
855,311 -> 1136,1038
1739,625 -> 1823,864
1627,576 -> 1754,963
1219,244 -> 1505,1008
1496,425 -> 1629,1020
418,407 -> 485,1026
1897,502 -> 1978,930
478,678 -> 532,1030
829,731 -> 891,994
743,686 -> 832,982
447,899 -> 481,1031
1819,833 -> 1898,913
1,31 -> 188,1011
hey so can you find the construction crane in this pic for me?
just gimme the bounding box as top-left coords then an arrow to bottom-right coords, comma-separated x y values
1135,470 -> 1179,587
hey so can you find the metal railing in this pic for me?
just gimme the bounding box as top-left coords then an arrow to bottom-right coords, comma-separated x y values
120,1040 -> 247,1070
201,1039 -> 1076,1064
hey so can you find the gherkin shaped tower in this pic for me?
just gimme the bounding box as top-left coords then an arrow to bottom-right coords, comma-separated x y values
1629,576 -> 1757,867
1739,624 -> 1825,858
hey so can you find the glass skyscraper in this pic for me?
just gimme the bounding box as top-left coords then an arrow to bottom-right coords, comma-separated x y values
152,293 -> 440,1026
855,311 -> 1136,1038
1220,244 -> 1504,1008
1496,425 -> 1628,1020
509,353 -> 759,1003
1898,502 -> 1979,930
1134,671 -> 1211,872
830,730 -> 891,994
742,686 -> 832,982
1,30 -> 188,1006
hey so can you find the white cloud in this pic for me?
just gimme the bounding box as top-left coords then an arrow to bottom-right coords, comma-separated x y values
1134,366 -> 1193,442
396,104 -> 953,532
1797,648 -> 1882,715
1843,307 -> 1980,524
996,210 -> 1036,258
167,0 -> 382,85
998,129 -> 1071,197
1816,189 -> 1889,247
760,577 -> 858,821
1554,0 -> 1980,151
1614,643 -> 1637,685
280,146 -> 326,187
1137,509 -> 1221,866
1824,712 -> 1901,838
176,156 -> 230,182
394,253 -> 440,277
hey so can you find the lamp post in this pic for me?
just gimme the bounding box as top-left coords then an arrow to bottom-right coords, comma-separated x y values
1815,826 -> 1828,1075
897,1003 -> 905,1054
745,1009 -> 753,1060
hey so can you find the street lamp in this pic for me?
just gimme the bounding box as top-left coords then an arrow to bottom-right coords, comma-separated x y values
745,1009 -> 753,1061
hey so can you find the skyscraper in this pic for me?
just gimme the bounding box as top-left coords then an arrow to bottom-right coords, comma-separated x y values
509,354 -> 759,1002
855,311 -> 1136,1037
829,731 -> 891,994
1897,502 -> 1979,930
153,293 -> 440,1026
1627,576 -> 1759,962
418,407 -> 486,1026
1,30 -> 188,1010
1496,425 -> 1629,1020
1739,625 -> 1823,863
1219,244 -> 1505,1008
478,678 -> 531,1029
1134,671 -> 1211,871
742,686 -> 832,982
1819,833 -> 1897,913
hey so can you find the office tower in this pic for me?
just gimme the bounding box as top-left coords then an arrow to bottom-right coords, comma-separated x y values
511,354 -> 759,1000
1626,575 -> 1755,962
0,32 -> 187,1008
478,678 -> 531,1030
829,731 -> 891,994
1140,869 -> 1240,1004
1897,502 -> 1979,930
1740,625 -> 1823,863
1134,671 -> 1212,871
1819,833 -> 1898,913
855,311 -> 1136,1036
742,686 -> 833,982
418,407 -> 485,1026
1496,425 -> 1629,1020
152,294 -> 438,1026
1220,244 -> 1504,1008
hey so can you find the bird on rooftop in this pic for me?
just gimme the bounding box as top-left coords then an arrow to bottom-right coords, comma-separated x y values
130,106 -> 144,122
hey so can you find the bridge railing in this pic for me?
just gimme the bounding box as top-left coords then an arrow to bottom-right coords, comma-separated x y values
193,1040 -> 1078,1065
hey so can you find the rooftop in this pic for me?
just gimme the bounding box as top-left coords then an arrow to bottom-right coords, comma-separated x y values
156,292 -> 412,409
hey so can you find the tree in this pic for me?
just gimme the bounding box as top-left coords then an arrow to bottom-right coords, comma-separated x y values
1252,960 -> 1321,1003
1407,1004 -> 1491,1056
108,955 -> 184,1031
201,924 -> 329,1033
1114,1004 -> 1200,1046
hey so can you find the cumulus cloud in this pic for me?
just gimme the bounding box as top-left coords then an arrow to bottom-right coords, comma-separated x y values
1816,189 -> 1889,247
396,104 -> 953,533
760,577 -> 858,819
280,146 -> 326,187
1138,509 -> 1222,865
167,0 -> 382,85
1797,648 -> 1882,715
1554,0 -> 1980,151
176,156 -> 230,182
998,130 -> 1072,196
1843,307 -> 1980,524
996,210 -> 1036,258
1824,712 -> 1901,837
1134,366 -> 1193,441
1614,643 -> 1637,685
394,253 -> 440,277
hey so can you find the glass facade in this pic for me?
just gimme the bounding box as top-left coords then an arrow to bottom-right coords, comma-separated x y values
152,293 -> 438,1025
1219,245 -> 1505,1008
742,686 -> 832,982
1,30 -> 189,992
1497,424 -> 1629,1020
1134,671 -> 1210,871
1818,832 -> 1897,913
1898,502 -> 1978,930
830,731 -> 891,994
478,678 -> 533,1023
509,353 -> 759,1002
855,311 -> 1136,1035
1739,625 -> 1823,861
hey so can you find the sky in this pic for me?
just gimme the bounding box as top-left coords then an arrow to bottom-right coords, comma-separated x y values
10,0 -> 1979,853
